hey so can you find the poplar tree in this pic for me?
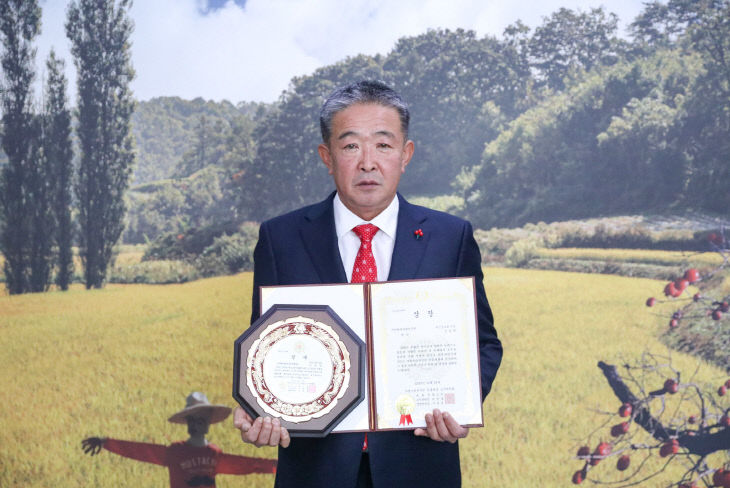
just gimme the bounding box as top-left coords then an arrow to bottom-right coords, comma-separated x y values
66,0 -> 135,288
0,0 -> 41,294
44,50 -> 74,291
27,112 -> 54,292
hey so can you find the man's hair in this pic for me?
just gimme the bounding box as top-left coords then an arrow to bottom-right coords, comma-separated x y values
319,80 -> 410,144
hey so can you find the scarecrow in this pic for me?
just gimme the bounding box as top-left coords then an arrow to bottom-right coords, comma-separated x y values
82,392 -> 276,487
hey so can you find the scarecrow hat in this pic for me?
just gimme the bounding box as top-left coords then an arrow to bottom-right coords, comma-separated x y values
168,392 -> 232,425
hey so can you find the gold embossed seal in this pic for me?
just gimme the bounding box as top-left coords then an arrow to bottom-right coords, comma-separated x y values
395,394 -> 415,426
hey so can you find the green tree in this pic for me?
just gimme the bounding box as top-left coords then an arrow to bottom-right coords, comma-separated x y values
0,0 -> 42,294
631,0 -> 730,212
26,112 -> 54,292
124,182 -> 186,243
123,107 -> 258,245
66,0 -> 136,288
501,21 -> 534,112
173,115 -> 225,178
382,28 -> 530,196
529,7 -> 623,91
629,1 -> 681,49
43,50 -> 74,290
130,97 -> 260,184
463,57 -> 671,228
596,51 -> 703,208
672,0 -> 730,212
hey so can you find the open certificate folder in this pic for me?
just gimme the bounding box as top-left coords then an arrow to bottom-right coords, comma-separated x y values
257,277 -> 483,433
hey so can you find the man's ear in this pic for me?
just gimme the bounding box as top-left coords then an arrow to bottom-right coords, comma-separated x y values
318,143 -> 334,175
400,140 -> 415,173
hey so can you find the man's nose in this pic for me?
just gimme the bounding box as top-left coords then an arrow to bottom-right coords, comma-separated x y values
358,145 -> 377,171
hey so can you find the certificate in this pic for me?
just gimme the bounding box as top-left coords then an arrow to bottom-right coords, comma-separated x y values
233,277 -> 483,436
369,279 -> 482,429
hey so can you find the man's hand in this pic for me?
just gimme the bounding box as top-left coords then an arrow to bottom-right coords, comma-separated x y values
413,409 -> 469,443
233,407 -> 290,448
81,437 -> 105,455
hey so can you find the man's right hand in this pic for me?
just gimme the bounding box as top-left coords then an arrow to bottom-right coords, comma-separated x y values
233,407 -> 290,448
81,437 -> 105,456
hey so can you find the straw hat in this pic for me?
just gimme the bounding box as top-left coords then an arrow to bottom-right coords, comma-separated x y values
168,392 -> 232,424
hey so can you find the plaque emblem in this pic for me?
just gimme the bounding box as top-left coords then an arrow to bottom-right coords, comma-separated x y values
247,316 -> 350,423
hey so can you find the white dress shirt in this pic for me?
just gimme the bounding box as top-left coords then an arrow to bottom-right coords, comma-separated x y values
333,193 -> 399,283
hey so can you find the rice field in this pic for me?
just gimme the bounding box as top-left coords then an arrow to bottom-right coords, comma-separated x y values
0,268 -> 726,487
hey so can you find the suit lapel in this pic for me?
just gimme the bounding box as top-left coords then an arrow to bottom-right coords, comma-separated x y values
300,193 -> 348,284
388,194 -> 429,280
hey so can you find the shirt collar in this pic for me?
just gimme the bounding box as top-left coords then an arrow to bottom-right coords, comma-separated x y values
333,193 -> 399,240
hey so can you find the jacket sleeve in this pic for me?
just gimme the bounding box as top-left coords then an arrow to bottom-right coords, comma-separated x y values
216,453 -> 278,475
456,221 -> 503,400
102,438 -> 167,466
251,221 -> 279,324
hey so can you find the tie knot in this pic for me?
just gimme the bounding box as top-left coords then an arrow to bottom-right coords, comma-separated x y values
353,224 -> 378,243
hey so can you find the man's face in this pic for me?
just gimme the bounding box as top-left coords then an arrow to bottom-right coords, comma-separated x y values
318,103 -> 414,221
186,415 -> 210,437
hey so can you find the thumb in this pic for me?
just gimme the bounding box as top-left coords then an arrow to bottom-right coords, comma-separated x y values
233,407 -> 252,430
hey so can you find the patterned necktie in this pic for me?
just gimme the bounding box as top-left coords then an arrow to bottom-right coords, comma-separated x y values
352,224 -> 378,452
351,224 -> 379,283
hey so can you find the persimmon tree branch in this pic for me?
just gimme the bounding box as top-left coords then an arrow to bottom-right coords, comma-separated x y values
598,361 -> 730,457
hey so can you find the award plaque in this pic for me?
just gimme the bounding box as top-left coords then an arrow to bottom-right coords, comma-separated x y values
233,304 -> 366,437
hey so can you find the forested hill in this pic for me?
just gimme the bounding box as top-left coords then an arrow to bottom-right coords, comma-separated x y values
131,97 -> 268,184
120,2 -> 730,242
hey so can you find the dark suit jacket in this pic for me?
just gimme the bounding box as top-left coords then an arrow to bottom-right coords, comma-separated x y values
250,192 -> 502,488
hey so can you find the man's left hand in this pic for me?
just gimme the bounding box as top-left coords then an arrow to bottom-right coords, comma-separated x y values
413,409 -> 468,443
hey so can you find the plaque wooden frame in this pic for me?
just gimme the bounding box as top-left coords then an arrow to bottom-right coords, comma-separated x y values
233,304 -> 366,437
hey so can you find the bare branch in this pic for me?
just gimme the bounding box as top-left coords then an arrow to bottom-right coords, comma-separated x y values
598,361 -> 730,457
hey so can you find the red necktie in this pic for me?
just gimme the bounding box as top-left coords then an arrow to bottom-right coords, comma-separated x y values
351,224 -> 379,283
352,224 -> 378,451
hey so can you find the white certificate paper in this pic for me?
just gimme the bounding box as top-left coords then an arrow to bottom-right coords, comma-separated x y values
370,278 -> 482,429
260,277 -> 483,432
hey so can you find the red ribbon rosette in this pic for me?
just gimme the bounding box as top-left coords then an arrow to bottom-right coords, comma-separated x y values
395,394 -> 415,427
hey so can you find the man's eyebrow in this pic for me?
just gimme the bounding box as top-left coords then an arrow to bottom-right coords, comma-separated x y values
337,130 -> 358,140
336,129 -> 396,140
374,130 -> 396,139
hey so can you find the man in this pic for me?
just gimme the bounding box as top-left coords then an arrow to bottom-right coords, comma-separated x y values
233,80 -> 502,487
82,392 -> 277,487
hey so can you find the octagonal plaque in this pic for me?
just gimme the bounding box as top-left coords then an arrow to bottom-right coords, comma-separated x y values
233,304 -> 365,437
